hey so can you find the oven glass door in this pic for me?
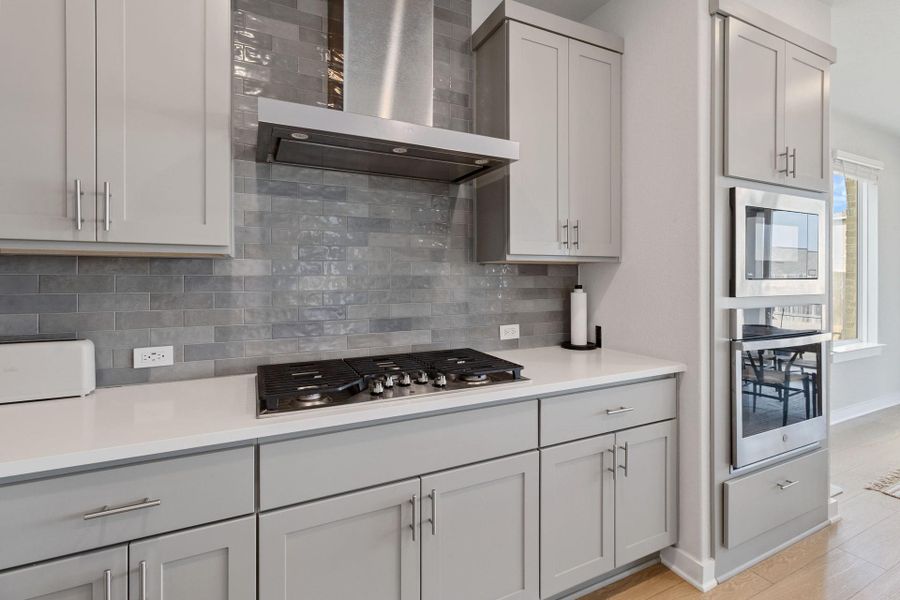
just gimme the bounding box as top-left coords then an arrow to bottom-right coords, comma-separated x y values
733,333 -> 830,469
745,206 -> 819,280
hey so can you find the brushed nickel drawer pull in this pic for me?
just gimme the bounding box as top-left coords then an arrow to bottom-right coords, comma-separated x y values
777,479 -> 798,490
606,406 -> 635,415
83,498 -> 161,520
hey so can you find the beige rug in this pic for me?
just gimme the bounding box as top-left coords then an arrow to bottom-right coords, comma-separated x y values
867,469 -> 900,499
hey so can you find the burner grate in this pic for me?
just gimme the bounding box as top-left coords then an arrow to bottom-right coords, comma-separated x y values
257,359 -> 364,411
417,348 -> 524,378
344,354 -> 427,378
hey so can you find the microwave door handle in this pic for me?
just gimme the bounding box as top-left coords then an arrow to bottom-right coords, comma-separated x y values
735,332 -> 832,352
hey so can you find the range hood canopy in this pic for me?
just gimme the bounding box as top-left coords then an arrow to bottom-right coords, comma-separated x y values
256,99 -> 519,184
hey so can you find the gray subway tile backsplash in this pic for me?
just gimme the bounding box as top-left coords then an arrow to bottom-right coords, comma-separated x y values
0,0 -> 575,384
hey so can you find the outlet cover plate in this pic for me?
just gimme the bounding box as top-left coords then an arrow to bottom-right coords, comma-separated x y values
134,346 -> 175,369
500,324 -> 520,341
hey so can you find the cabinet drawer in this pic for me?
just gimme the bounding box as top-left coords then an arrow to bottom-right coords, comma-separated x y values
0,446 -> 255,571
259,400 -> 538,510
540,378 -> 676,445
724,449 -> 828,548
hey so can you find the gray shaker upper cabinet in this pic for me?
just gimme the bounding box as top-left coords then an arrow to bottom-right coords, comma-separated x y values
725,18 -> 831,193
0,0 -> 97,243
473,2 -> 622,263
0,0 -> 231,255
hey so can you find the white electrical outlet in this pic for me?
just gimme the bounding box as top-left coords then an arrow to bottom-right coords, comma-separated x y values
499,324 -> 520,341
133,346 -> 175,369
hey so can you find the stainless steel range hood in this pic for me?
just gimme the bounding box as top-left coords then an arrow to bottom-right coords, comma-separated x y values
254,0 -> 518,184
256,99 -> 518,184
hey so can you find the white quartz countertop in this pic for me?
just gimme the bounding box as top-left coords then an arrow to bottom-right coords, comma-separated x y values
0,346 -> 684,480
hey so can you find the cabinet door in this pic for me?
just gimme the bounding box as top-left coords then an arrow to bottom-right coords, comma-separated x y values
725,18 -> 786,185
540,435 -> 615,599
0,546 -> 127,600
129,516 -> 255,600
568,41 -> 621,258
96,0 -> 231,247
259,479 -> 420,600
784,43 -> 830,192
508,22 -> 569,257
614,420 -> 677,566
0,0 -> 97,242
421,452 -> 539,600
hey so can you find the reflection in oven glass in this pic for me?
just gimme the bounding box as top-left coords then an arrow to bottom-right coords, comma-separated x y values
741,344 -> 822,438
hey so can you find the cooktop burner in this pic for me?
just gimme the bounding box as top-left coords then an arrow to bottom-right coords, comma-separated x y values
257,348 -> 526,417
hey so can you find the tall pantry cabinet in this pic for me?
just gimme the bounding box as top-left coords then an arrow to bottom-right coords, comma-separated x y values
473,3 -> 623,263
0,0 -> 231,255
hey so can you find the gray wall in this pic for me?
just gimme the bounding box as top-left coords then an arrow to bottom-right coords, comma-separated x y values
830,111 -> 900,413
0,0 -> 574,387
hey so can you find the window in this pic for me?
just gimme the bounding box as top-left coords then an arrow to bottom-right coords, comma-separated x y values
832,151 -> 882,361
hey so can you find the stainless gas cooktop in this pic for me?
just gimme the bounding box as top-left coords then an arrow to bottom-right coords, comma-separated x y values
256,348 -> 526,417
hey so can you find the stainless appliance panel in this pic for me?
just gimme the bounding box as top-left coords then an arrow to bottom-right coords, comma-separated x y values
732,188 -> 828,297
731,321 -> 830,469
344,0 -> 434,126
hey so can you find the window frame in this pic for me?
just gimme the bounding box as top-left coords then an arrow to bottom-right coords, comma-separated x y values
832,150 -> 883,363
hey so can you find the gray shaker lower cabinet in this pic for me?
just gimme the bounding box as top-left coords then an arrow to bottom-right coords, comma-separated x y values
258,478 -> 421,600
540,434 -> 616,599
614,420 -> 678,566
0,546 -> 127,600
421,451 -> 539,600
129,516 -> 256,600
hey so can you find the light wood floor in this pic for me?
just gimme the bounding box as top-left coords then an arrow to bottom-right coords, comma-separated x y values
579,405 -> 900,600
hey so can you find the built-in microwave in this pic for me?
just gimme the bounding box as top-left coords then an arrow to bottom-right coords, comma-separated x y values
731,305 -> 830,469
732,188 -> 828,297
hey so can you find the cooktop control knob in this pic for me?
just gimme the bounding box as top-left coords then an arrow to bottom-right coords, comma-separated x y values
398,372 -> 412,387
370,379 -> 385,395
415,370 -> 430,385
434,373 -> 447,388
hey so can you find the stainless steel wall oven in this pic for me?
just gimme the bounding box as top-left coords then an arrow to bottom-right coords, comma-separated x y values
732,305 -> 830,469
732,187 -> 828,297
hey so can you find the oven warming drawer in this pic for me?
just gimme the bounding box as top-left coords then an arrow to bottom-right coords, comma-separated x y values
723,449 -> 828,548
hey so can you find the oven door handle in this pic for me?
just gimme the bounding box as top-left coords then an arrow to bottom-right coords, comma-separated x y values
735,332 -> 832,352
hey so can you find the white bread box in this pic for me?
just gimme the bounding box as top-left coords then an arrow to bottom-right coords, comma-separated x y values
0,339 -> 95,404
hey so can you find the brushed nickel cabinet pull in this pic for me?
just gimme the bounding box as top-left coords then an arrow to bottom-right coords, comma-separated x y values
777,479 -> 798,490
139,560 -> 147,600
607,447 -> 617,481
790,148 -> 797,178
104,181 -> 112,231
410,494 -> 418,541
562,220 -> 569,248
574,219 -> 580,249
778,145 -> 789,174
606,406 -> 635,415
618,443 -> 629,477
83,498 -> 161,520
428,489 -> 437,535
104,569 -> 112,600
75,179 -> 84,230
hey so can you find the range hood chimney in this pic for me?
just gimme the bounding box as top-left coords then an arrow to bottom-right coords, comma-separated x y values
255,0 -> 518,184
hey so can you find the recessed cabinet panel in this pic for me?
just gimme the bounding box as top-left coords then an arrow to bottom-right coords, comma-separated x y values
725,18 -> 785,185
129,517 -> 256,600
540,435 -> 615,599
421,452 -> 539,600
96,0 -> 231,247
508,22 -> 569,257
614,420 -> 677,566
568,41 -> 621,258
0,546 -> 127,600
259,479 -> 421,600
784,44 -> 830,192
0,0 -> 97,242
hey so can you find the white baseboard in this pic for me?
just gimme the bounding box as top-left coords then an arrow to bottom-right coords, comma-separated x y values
828,497 -> 842,524
660,546 -> 717,592
831,392 -> 900,425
